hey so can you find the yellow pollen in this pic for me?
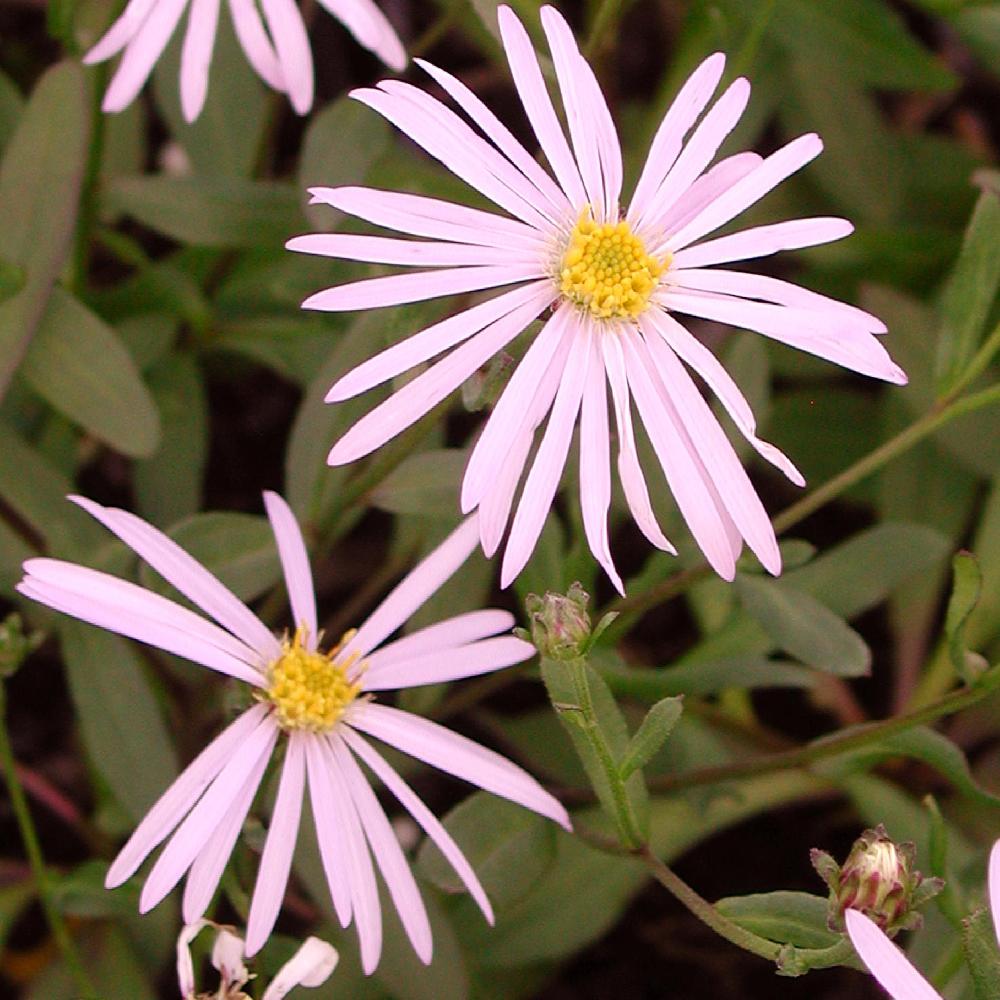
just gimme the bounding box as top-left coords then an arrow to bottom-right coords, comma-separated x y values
265,627 -> 363,732
559,208 -> 667,320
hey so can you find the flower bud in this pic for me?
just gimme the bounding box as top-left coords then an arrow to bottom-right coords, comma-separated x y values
524,583 -> 593,661
811,824 -> 943,935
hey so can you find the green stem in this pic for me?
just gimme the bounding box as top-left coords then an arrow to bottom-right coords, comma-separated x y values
647,669 -> 1000,794
727,0 -> 777,80
585,0 -> 629,59
71,66 -> 107,295
0,683 -> 98,997
944,318 -> 1000,400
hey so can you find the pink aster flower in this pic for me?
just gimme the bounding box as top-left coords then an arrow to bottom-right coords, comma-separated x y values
85,0 -> 406,122
17,493 -> 568,971
288,4 -> 905,592
845,839 -> 1000,999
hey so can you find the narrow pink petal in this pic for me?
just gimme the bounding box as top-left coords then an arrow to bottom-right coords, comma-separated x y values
350,702 -> 571,830
327,288 -> 550,465
478,428 -> 534,558
578,326 -> 623,593
671,217 -> 854,269
306,187 -> 546,251
325,282 -> 553,403
332,736 -> 433,965
496,5 -> 586,206
304,734 -> 352,928
845,910 -> 942,1000
342,729 -> 493,923
17,574 -> 264,688
260,0 -> 313,114
140,720 -> 278,913
640,321 -> 781,574
286,233 -> 527,268
179,0 -> 221,122
70,496 -> 280,658
344,516 -> 480,662
317,737 -> 382,974
182,742 -> 272,923
303,264 -> 543,312
990,839 -> 1000,946
501,320 -> 590,588
415,58 -> 571,223
645,309 -> 804,485
107,705 -> 269,887
227,0 -> 285,90
462,306 -> 573,512
621,331 -> 738,579
263,492 -> 317,646
101,0 -> 189,113
246,733 -> 306,956
365,610 -> 516,672
601,335 -> 676,554
262,937 -> 339,1000
317,0 -> 406,70
628,51 -> 726,224
638,78 -> 751,235
669,268 -> 886,333
665,134 -> 824,252
352,84 -> 554,229
364,635 -> 535,691
176,921 -> 207,997
84,0 -> 158,63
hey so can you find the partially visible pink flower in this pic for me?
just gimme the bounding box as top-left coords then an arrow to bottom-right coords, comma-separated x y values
85,0 -> 407,122
18,493 -> 568,971
289,4 -> 905,592
845,839 -> 1000,999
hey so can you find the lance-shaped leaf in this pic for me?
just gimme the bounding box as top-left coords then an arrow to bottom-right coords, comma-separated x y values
962,906 -> 1000,1000
716,891 -> 840,949
618,696 -> 684,780
944,552 -> 987,683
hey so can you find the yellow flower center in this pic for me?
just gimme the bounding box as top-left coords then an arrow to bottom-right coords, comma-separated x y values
559,209 -> 667,320
265,628 -> 363,732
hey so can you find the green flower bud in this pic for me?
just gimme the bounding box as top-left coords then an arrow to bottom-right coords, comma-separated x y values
524,583 -> 593,661
811,824 -> 943,935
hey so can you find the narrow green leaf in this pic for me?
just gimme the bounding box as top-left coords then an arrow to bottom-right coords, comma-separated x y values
60,621 -> 177,825
944,552 -> 985,682
0,61 -> 89,400
20,288 -> 160,458
370,450 -> 468,517
105,175 -> 301,247
716,891 -> 839,949
619,696 -> 684,779
924,795 -> 965,926
963,907 -> 1000,1000
0,256 -> 23,304
735,575 -> 871,677
416,791 -> 557,911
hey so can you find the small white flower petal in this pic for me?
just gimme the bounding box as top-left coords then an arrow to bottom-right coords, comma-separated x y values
176,919 -> 211,998
212,928 -> 249,990
845,909 -> 942,1000
262,936 -> 339,1000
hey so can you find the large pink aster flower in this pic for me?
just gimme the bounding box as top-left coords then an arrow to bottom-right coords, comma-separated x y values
288,4 -> 905,592
17,494 -> 567,971
85,0 -> 406,122
845,840 -> 1000,999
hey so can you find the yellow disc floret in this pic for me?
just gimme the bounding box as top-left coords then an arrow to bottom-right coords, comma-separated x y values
265,628 -> 363,732
559,208 -> 666,320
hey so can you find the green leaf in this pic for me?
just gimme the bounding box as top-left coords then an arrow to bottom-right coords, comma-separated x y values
19,288 -> 161,458
134,353 -> 207,525
963,906 -> 1000,1000
734,575 -> 871,677
139,512 -> 282,606
944,552 -> 985,682
0,61 -> 89,400
968,481 -> 1000,648
60,620 -> 177,824
370,449 -> 468,517
0,518 -> 32,596
417,791 -> 557,911
0,256 -> 23,304
0,68 -> 23,154
299,96 -> 392,228
104,175 -> 301,247
936,190 -> 1000,393
618,696 -> 684,779
716,891 -> 839,949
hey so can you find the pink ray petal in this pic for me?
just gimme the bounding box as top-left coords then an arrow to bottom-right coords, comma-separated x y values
844,910 -> 942,1000
990,839 -> 1000,947
227,0 -> 285,90
246,732 -> 306,956
179,0 -> 221,122
342,516 -> 480,662
85,0 -> 158,64
317,0 -> 406,71
70,495 -> 280,658
478,428 -> 535,559
364,635 -> 535,691
332,736 -> 433,965
107,704 -> 270,887
263,492 -> 317,646
342,728 -> 493,922
260,0 -> 313,114
496,5 -> 586,206
287,233 -> 528,268
349,703 -> 571,830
